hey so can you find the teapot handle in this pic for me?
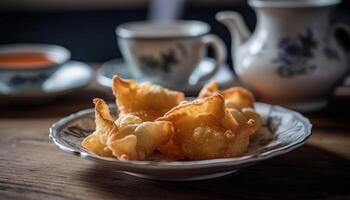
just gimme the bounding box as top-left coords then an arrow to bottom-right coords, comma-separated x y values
330,23 -> 350,55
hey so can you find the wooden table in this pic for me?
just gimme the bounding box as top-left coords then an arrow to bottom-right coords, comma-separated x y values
0,75 -> 349,200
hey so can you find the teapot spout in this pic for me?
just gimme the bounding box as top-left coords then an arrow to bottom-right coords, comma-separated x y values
216,11 -> 251,58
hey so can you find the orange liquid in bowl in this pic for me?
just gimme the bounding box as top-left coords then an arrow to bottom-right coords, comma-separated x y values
0,52 -> 54,69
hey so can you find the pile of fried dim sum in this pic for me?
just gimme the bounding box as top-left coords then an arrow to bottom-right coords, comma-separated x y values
82,76 -> 262,161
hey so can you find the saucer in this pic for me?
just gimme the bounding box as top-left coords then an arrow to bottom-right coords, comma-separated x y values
0,61 -> 93,104
97,58 -> 236,95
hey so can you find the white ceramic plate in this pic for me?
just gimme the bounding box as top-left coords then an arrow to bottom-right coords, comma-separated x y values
49,103 -> 312,181
96,58 -> 236,95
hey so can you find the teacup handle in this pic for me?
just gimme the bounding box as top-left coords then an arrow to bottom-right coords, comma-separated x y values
191,34 -> 227,84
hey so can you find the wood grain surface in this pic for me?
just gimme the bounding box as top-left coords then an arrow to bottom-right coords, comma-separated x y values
0,77 -> 349,200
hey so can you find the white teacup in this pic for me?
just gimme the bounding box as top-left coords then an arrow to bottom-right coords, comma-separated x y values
116,20 -> 226,87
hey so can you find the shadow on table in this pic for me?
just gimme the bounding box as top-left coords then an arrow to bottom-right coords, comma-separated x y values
78,144 -> 350,200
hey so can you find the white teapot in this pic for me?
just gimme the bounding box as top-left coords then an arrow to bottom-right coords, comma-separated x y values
216,0 -> 350,112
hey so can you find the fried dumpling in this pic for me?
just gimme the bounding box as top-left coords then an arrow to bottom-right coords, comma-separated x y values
198,81 -> 255,109
82,98 -> 115,157
107,114 -> 173,160
157,94 -> 254,160
112,76 -> 185,121
227,107 -> 262,138
198,82 -> 262,135
197,81 -> 219,98
222,87 -> 255,110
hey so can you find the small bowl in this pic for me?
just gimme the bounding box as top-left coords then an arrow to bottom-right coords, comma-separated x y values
0,44 -> 71,93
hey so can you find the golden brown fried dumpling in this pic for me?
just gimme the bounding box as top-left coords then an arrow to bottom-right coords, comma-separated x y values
221,87 -> 254,109
227,107 -> 261,138
82,98 -> 115,157
199,82 -> 262,135
197,81 -> 219,98
157,94 -> 254,160
112,76 -> 185,121
198,81 -> 255,109
107,114 -> 173,160
233,108 -> 262,131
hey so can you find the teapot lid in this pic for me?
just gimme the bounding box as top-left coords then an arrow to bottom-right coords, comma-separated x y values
248,0 -> 341,7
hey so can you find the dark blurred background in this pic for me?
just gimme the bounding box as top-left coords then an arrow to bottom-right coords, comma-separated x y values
0,0 -> 349,65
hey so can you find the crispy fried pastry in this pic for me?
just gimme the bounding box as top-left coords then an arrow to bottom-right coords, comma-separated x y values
82,78 -> 263,161
82,98 -> 114,157
82,98 -> 174,160
197,81 -> 219,98
107,114 -> 173,160
157,94 -> 254,160
112,76 -> 185,121
198,81 -> 255,109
